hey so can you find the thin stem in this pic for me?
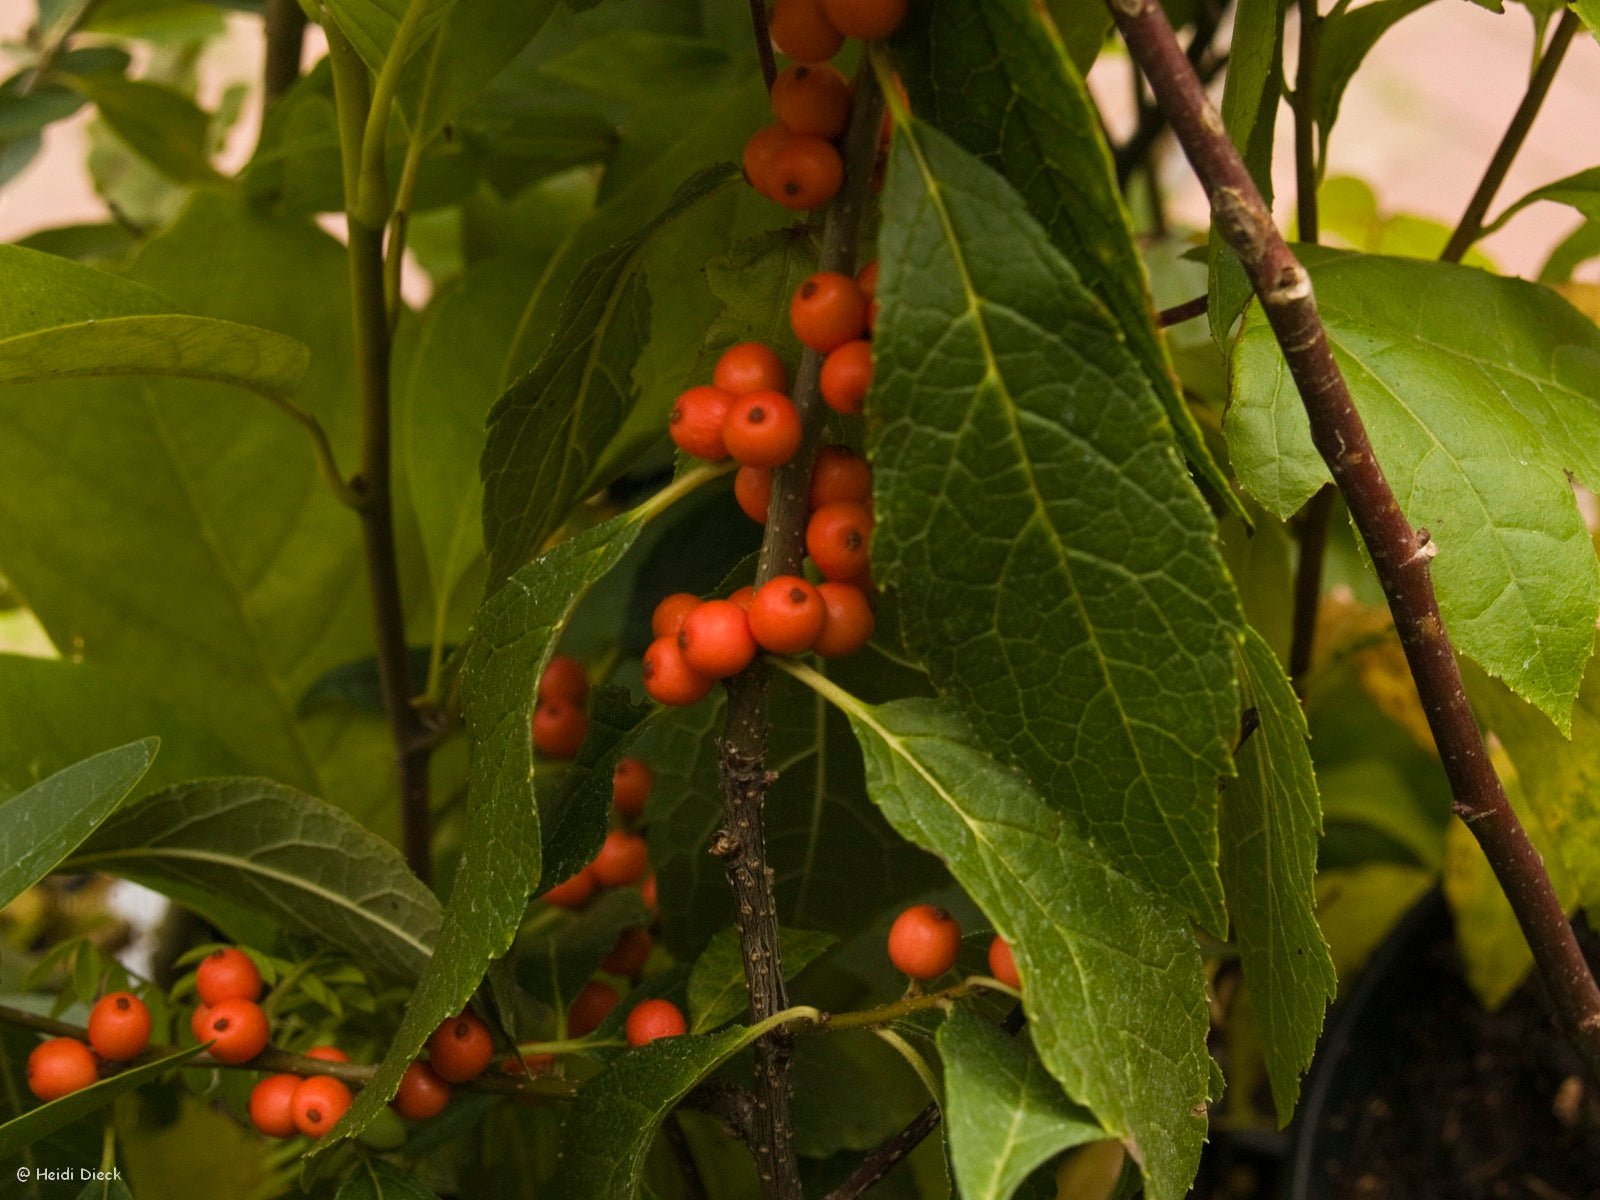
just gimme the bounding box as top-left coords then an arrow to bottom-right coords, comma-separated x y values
1287,485 -> 1334,687
353,0 -> 431,227
748,0 -> 778,92
1441,10 -> 1579,263
1292,0 -> 1320,242
328,24 -> 435,883
1158,293 -> 1209,327
1109,0 -> 1600,1081
384,30 -> 448,324
261,0 -> 308,116
0,1003 -> 573,1099
712,68 -> 886,1200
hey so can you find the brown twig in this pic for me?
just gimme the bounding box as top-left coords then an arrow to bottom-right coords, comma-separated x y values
748,0 -> 778,92
820,1005 -> 1026,1200
1158,293 -> 1209,327
1291,0 -> 1321,243
1108,0 -> 1600,1078
1441,10 -> 1580,264
711,69 -> 886,1200
1287,485 -> 1334,687
262,0 -> 307,114
1113,0 -> 1230,187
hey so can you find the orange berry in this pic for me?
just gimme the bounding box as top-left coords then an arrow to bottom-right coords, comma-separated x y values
602,927 -> 654,978
768,136 -> 844,210
592,830 -> 650,888
248,1073 -> 300,1137
772,63 -> 851,139
743,124 -> 795,199
568,981 -> 621,1037
87,991 -> 151,1062
669,386 -> 735,460
988,935 -> 1021,990
428,1012 -> 495,1083
679,598 -> 759,679
305,1045 -> 350,1063
769,0 -> 845,62
652,592 -> 702,639
290,1075 -> 351,1138
809,445 -> 872,509
855,260 -> 879,300
613,757 -> 654,818
196,947 -> 262,1006
190,1004 -> 212,1045
820,339 -> 873,414
813,582 -> 876,658
201,998 -> 271,1064
714,342 -> 788,395
640,874 -> 659,915
747,576 -> 828,654
820,0 -> 908,40
625,999 -> 687,1047
724,391 -> 803,469
542,866 -> 597,911
735,465 -> 773,524
728,586 -> 756,612
791,272 -> 869,352
643,636 -> 716,707
538,655 -> 589,706
393,1062 -> 452,1121
533,698 -> 587,759
502,1051 -> 557,1077
26,1038 -> 97,1101
806,501 -> 873,581
887,904 -> 961,980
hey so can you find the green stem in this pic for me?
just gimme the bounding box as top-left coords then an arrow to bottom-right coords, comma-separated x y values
329,21 -> 435,883
1292,0 -> 1320,243
1441,10 -> 1580,263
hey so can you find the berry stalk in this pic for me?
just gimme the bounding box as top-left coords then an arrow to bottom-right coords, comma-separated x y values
711,64 -> 886,1200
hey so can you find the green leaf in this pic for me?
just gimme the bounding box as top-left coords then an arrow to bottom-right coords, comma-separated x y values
1469,640 -> 1600,909
480,166 -> 733,583
0,740 -> 156,910
0,1047 -> 203,1163
544,31 -> 730,103
1226,252 -> 1600,724
641,663 -> 946,957
1044,0 -> 1111,71
517,888 -> 651,1015
1312,0 -> 1434,158
324,473 -> 711,1147
0,193 -> 394,825
551,1022 -> 780,1198
0,314 -> 308,400
1209,0 -> 1285,343
938,1008 -> 1105,1200
873,116 -> 1242,928
71,76 -> 218,183
75,1177 -> 132,1200
804,680 -> 1211,1200
398,0 -> 560,141
1576,0 -> 1600,42
1487,165 -> 1600,235
1220,629 -> 1335,1123
324,0 -> 456,73
65,778 -> 441,980
686,926 -> 835,1033
334,1159 -> 442,1200
893,0 -> 1238,513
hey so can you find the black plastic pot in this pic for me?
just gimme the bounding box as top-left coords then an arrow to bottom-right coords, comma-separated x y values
1279,887 -> 1450,1199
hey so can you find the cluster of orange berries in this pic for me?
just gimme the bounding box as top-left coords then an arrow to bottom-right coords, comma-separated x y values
25,988 -> 154,1102
745,0 -> 909,208
885,904 -> 1023,991
654,274 -> 881,707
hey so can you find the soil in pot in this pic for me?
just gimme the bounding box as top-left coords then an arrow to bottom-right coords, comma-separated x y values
1306,914 -> 1600,1199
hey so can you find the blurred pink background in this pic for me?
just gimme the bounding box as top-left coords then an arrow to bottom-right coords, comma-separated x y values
1,4 -> 1597,279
